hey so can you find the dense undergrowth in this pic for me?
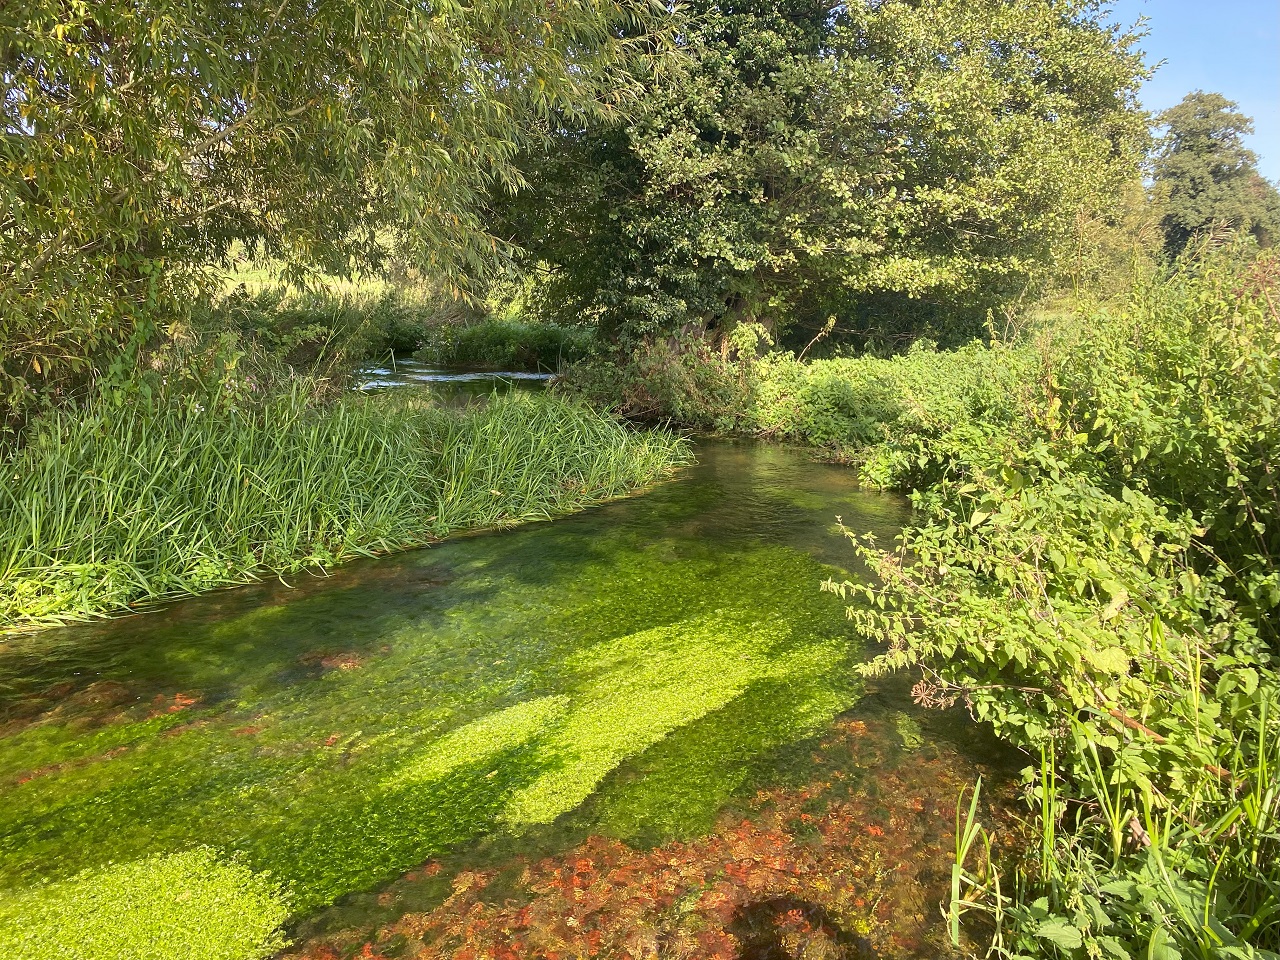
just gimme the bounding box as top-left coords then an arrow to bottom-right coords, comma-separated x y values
830,253 -> 1280,958
201,287 -> 455,370
562,324 -> 1038,474
414,318 -> 594,371
202,272 -> 590,374
0,389 -> 687,630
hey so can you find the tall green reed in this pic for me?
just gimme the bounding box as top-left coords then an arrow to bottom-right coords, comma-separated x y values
0,386 -> 688,630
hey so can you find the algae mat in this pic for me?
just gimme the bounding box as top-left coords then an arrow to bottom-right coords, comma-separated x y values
0,441 -> 935,957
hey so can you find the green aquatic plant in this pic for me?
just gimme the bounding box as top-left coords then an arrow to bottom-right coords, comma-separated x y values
500,614 -> 845,826
0,447 -> 900,942
891,711 -> 924,752
388,696 -> 570,787
0,847 -> 289,960
0,390 -> 688,629
583,676 -> 857,844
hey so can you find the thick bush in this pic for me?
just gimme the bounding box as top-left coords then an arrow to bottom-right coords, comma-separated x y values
828,249 -> 1280,957
415,319 -> 594,371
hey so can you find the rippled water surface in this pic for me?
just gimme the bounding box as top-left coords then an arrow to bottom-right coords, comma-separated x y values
0,377 -> 1017,957
355,358 -> 552,398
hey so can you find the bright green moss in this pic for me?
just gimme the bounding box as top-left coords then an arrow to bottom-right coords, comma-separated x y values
0,847 -> 289,960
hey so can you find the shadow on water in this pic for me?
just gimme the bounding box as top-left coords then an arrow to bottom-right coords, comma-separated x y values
0,377 -> 1019,958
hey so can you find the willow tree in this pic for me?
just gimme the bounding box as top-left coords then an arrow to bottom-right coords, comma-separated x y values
504,0 -> 1149,346
0,0 -> 665,410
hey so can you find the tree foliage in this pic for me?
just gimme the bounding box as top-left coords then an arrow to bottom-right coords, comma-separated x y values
505,0 -> 1149,345
0,0 -> 666,414
1153,92 -> 1280,257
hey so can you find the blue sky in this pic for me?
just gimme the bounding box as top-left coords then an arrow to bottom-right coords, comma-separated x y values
1108,0 -> 1280,182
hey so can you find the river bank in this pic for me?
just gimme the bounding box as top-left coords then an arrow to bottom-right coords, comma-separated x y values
0,387 -> 687,633
551,250 -> 1280,956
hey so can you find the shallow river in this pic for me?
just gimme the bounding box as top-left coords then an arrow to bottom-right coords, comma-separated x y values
0,373 -> 1016,958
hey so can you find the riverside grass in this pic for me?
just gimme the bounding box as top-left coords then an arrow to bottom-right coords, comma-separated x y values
0,388 -> 688,630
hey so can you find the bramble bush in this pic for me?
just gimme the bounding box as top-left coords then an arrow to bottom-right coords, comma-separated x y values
565,327 -> 765,429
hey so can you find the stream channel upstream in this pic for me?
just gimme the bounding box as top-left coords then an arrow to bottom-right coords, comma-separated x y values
0,364 -> 1018,959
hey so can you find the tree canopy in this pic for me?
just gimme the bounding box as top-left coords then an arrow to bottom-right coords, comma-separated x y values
502,0 -> 1149,345
1,0 -> 666,411
1152,91 -> 1280,257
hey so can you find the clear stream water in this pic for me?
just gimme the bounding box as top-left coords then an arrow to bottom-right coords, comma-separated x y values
0,372 -> 1016,957
355,359 -> 553,398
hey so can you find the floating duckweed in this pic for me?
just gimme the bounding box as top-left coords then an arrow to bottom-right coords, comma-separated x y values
0,847 -> 289,960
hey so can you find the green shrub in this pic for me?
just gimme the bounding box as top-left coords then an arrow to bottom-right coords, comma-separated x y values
0,847 -> 289,960
825,247 -> 1280,957
564,332 -> 756,429
194,286 -> 466,372
562,328 -> 1035,468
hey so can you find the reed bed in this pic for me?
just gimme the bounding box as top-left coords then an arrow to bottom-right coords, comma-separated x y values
0,388 -> 688,630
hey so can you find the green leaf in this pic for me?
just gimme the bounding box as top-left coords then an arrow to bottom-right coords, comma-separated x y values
1036,918 -> 1084,950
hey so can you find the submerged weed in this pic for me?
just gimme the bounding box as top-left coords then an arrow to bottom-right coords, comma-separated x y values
0,443 -> 913,957
0,847 -> 289,960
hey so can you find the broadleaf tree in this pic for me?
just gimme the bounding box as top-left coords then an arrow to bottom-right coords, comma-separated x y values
1152,91 -> 1280,257
0,0 -> 668,414
503,0 -> 1149,347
